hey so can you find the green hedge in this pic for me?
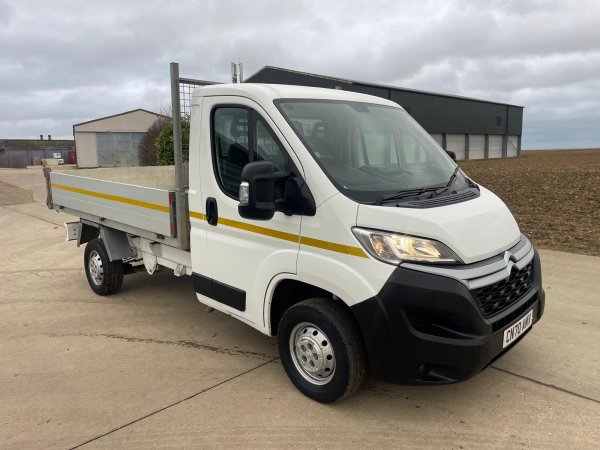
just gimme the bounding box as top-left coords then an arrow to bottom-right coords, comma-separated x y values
154,116 -> 191,165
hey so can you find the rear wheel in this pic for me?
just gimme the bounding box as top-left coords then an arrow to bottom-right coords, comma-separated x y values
278,298 -> 367,403
84,239 -> 124,295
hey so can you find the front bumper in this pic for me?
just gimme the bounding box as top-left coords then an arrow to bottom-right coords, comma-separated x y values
350,246 -> 545,384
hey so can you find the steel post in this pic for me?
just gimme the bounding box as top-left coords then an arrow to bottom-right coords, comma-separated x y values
170,62 -> 190,250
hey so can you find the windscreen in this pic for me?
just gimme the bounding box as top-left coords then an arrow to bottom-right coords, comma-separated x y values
276,100 -> 457,203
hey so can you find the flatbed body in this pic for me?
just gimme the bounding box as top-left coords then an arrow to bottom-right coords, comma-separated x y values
46,166 -> 192,275
48,166 -> 181,245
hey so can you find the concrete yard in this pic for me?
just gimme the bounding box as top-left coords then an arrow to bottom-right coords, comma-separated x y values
1,167 -> 599,449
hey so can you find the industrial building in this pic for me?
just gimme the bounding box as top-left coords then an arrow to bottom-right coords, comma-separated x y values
3,68 -> 521,169
0,137 -> 75,168
73,109 -> 168,168
246,67 -> 523,159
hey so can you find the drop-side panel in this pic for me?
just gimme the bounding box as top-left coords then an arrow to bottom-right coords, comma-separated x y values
50,171 -> 174,237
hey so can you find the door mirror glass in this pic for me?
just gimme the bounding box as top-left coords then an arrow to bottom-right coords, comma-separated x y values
445,150 -> 456,161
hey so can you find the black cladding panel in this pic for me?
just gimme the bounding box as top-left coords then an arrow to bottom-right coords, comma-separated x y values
390,91 -> 511,135
507,106 -> 523,135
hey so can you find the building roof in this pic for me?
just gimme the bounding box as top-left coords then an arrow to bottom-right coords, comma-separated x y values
247,66 -> 523,108
73,108 -> 170,128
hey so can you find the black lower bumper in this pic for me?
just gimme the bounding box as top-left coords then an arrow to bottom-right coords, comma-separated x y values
350,249 -> 545,384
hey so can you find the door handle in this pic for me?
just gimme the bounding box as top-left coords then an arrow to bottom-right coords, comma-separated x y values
206,197 -> 218,226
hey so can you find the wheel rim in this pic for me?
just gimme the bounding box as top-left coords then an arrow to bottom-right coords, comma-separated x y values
88,250 -> 104,286
289,322 -> 336,385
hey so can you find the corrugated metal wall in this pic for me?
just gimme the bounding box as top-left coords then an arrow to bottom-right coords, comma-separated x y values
489,135 -> 503,158
446,134 -> 466,160
96,132 -> 145,167
469,135 -> 486,159
0,151 -> 27,168
0,148 -> 72,168
507,135 -> 519,157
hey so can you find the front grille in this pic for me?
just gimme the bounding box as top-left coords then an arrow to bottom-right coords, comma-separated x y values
472,262 -> 534,318
490,295 -> 537,333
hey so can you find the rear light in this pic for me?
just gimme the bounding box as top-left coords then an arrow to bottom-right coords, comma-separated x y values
169,191 -> 176,237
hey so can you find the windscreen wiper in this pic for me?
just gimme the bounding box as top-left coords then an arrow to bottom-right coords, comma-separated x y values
375,167 -> 461,205
446,166 -> 460,188
431,166 -> 461,197
375,187 -> 440,205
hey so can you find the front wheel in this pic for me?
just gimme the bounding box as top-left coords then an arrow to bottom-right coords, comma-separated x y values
84,239 -> 124,296
278,298 -> 367,403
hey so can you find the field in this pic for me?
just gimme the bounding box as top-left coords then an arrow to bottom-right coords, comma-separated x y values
459,149 -> 600,257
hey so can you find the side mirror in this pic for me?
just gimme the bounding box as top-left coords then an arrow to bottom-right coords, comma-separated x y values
238,161 -> 290,220
445,150 -> 456,161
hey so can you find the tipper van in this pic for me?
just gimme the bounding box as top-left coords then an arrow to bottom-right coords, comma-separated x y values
45,64 -> 545,403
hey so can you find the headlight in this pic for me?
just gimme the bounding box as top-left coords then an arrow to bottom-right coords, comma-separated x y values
352,228 -> 461,264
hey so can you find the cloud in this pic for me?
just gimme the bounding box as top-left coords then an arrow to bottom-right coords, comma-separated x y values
0,0 -> 598,149
0,0 -> 15,27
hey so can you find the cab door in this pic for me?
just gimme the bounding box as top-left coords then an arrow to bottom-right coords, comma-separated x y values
194,96 -> 302,328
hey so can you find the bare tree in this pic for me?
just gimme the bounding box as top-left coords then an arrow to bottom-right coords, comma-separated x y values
138,117 -> 170,166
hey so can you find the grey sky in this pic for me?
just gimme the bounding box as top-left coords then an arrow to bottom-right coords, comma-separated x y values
1,0 -> 598,149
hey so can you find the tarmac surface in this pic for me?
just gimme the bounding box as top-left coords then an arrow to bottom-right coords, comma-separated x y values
1,167 -> 599,449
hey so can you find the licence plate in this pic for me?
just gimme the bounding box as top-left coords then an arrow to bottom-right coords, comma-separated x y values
502,310 -> 533,348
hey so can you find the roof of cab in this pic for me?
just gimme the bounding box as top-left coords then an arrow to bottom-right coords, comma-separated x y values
192,83 -> 399,108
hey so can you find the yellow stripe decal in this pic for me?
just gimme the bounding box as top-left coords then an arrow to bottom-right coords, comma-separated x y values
189,210 -> 368,258
218,217 -> 300,244
51,183 -> 170,213
189,210 -> 206,220
299,235 -> 368,258
51,183 -> 365,257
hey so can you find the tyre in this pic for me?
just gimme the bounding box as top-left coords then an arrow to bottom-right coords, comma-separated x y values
278,298 -> 367,403
84,238 -> 124,296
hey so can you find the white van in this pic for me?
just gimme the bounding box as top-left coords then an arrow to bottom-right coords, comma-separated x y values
46,83 -> 545,403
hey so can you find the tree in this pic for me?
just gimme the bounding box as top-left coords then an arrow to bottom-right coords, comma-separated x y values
155,116 -> 191,165
138,117 -> 169,166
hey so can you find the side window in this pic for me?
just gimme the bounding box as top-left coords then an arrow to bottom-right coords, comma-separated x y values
254,118 -> 288,172
213,107 -> 250,198
212,107 -> 293,200
254,118 -> 290,201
